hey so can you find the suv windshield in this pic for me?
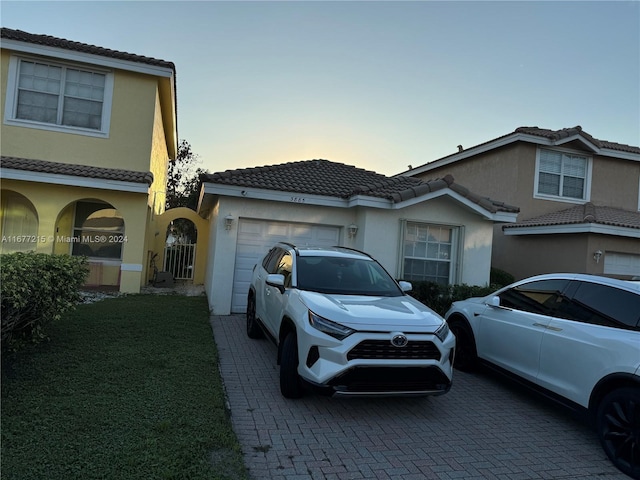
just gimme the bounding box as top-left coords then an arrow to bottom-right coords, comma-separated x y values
296,256 -> 403,296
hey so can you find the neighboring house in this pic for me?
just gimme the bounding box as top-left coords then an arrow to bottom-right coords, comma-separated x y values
197,159 -> 519,314
401,126 -> 640,281
0,28 -> 178,292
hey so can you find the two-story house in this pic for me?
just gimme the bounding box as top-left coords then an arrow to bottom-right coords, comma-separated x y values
0,28 -> 178,293
401,126 -> 640,281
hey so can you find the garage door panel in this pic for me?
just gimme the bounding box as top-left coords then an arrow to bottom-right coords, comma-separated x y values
604,252 -> 640,277
231,219 -> 340,313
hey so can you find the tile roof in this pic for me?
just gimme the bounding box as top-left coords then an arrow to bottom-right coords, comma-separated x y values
0,27 -> 175,71
203,159 -> 519,213
503,202 -> 640,230
514,126 -> 640,154
0,156 -> 154,185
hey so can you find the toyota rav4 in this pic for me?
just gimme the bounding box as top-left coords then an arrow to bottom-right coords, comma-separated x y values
247,243 -> 455,398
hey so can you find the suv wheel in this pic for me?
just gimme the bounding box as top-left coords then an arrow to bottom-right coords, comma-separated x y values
448,318 -> 478,372
246,294 -> 263,339
280,331 -> 303,398
596,387 -> 640,479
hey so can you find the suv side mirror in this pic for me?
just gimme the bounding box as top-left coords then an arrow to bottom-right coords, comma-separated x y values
398,281 -> 413,292
266,274 -> 285,294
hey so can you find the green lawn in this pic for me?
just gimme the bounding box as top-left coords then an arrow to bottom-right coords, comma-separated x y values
1,294 -> 248,480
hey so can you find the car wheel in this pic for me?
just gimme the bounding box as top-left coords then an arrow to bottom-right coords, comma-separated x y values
280,331 -> 303,398
448,318 -> 478,372
246,294 -> 263,339
596,387 -> 640,479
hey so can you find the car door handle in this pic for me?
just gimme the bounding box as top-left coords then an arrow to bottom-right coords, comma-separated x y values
532,322 -> 563,332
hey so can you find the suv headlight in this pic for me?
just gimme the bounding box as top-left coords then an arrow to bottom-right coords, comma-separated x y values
435,322 -> 450,343
308,311 -> 355,340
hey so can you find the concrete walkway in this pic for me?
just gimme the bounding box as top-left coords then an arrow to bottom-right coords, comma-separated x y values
211,314 -> 627,480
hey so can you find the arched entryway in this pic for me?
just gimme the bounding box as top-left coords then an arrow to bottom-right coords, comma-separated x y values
0,190 -> 39,253
55,198 -> 124,287
152,208 -> 208,285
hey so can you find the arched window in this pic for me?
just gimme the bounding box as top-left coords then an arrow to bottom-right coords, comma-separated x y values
71,201 -> 124,260
0,191 -> 39,253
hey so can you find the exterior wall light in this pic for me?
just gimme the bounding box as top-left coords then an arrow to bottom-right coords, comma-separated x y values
347,223 -> 358,239
593,249 -> 603,263
224,214 -> 234,231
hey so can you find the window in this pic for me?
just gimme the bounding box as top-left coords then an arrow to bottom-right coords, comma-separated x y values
553,281 -> 640,330
402,223 -> 455,285
536,149 -> 589,201
499,279 -> 570,315
5,56 -> 112,135
71,201 -> 124,260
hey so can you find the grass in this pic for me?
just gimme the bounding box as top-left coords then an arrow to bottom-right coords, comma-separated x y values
1,294 -> 248,480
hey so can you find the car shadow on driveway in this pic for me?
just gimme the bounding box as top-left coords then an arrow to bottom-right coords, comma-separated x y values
211,315 -> 628,480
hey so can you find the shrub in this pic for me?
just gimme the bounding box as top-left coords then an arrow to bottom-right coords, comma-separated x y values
405,281 -> 495,316
490,267 -> 515,288
1,253 -> 89,351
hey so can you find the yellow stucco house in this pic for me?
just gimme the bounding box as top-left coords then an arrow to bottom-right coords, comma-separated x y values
0,27 -> 180,293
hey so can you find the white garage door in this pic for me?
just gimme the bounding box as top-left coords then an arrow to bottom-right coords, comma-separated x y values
231,219 -> 340,313
604,252 -> 640,277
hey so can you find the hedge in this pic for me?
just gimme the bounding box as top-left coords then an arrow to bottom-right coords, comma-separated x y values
405,268 -> 514,317
1,253 -> 89,351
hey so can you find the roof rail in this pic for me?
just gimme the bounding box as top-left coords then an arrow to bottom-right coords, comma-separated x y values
331,245 -> 374,259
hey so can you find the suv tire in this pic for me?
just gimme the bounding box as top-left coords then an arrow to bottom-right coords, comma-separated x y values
596,387 -> 640,479
280,331 -> 303,398
448,318 -> 478,372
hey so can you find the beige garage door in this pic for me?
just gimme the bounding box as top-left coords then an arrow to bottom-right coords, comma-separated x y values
231,219 -> 340,313
604,252 -> 640,277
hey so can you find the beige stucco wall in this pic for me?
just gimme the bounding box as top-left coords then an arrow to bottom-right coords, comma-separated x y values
413,142 -> 640,280
1,50 -> 157,174
203,195 -> 496,315
0,179 -> 148,292
148,89 -> 170,215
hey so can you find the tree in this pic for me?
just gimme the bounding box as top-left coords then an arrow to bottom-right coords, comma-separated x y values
165,140 -> 208,242
166,139 -> 205,210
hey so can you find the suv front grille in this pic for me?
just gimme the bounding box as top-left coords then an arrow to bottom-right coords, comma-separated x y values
347,340 -> 441,361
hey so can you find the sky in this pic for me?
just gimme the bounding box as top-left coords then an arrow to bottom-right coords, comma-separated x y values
2,1 -> 639,177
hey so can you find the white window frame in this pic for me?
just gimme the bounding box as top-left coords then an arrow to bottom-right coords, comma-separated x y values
3,55 -> 113,137
400,221 -> 459,285
534,147 -> 592,204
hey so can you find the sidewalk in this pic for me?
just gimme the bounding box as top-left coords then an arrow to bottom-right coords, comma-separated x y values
211,314 -> 628,480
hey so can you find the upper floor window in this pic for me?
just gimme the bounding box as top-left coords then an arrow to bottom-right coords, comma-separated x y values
535,148 -> 590,202
4,56 -> 113,136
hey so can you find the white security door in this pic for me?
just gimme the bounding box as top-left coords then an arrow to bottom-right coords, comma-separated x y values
231,219 -> 340,313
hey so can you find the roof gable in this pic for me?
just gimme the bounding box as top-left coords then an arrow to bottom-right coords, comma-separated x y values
403,126 -> 640,177
202,159 -> 519,215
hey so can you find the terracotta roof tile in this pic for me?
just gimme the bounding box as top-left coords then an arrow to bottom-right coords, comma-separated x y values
203,159 -> 519,214
503,202 -> 640,230
514,126 -> 639,154
1,27 -> 175,71
1,156 -> 154,185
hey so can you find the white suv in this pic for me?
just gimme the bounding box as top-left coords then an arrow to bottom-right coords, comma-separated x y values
445,273 -> 640,479
247,243 -> 455,399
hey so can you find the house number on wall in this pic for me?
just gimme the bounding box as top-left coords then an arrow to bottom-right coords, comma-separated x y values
290,197 -> 306,203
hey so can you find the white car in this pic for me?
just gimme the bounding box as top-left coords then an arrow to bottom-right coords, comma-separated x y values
247,243 -> 455,399
445,273 -> 640,479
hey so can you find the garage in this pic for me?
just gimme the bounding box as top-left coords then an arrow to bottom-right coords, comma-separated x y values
230,218 -> 340,313
604,251 -> 640,277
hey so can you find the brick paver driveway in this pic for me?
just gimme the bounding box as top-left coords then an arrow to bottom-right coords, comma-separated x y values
211,315 -> 628,480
